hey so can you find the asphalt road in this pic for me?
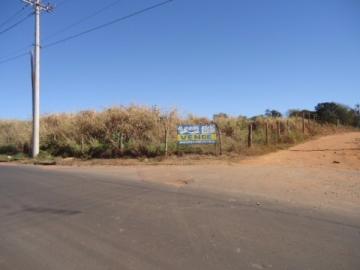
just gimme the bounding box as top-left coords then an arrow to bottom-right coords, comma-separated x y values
0,165 -> 359,270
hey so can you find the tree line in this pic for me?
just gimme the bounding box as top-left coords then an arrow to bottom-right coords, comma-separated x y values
260,102 -> 360,127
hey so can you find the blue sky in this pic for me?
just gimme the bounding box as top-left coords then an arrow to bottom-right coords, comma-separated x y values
0,0 -> 359,119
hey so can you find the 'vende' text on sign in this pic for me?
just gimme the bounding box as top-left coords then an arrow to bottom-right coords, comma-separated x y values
177,125 -> 217,145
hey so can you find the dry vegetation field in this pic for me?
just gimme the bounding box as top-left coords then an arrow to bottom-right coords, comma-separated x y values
0,105 -> 354,160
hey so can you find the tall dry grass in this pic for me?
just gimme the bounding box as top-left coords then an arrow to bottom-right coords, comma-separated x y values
0,105 -> 344,158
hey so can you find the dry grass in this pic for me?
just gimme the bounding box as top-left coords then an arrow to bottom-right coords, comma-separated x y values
0,105 -> 353,160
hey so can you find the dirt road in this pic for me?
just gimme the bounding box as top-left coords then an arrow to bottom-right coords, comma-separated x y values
48,132 -> 360,215
245,131 -> 360,170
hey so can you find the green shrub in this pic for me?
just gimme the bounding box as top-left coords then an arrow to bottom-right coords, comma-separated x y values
0,144 -> 19,155
36,150 -> 54,161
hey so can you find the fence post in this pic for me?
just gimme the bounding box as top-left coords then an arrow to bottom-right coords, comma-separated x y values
277,121 -> 281,143
302,112 -> 305,134
81,136 -> 84,154
248,122 -> 253,148
296,113 -> 299,130
265,121 -> 269,145
217,124 -> 223,155
287,119 -> 290,134
164,127 -> 169,157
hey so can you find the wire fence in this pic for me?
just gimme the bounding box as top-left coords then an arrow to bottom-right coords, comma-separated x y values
0,107 -> 346,158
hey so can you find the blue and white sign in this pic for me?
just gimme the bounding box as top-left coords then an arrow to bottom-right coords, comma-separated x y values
177,124 -> 217,145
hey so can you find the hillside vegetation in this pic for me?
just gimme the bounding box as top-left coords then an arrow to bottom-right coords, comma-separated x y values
0,104 -> 356,159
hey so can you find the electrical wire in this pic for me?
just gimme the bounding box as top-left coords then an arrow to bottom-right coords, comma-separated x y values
3,44 -> 33,56
0,51 -> 29,65
55,0 -> 70,8
44,0 -> 123,41
0,12 -> 33,36
0,6 -> 28,30
0,0 -> 175,65
43,0 -> 174,49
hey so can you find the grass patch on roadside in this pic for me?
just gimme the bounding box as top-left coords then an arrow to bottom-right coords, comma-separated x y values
0,155 -> 11,162
0,153 -> 28,163
33,151 -> 56,166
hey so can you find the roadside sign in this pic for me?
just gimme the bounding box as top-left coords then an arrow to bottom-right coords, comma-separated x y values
177,124 -> 217,145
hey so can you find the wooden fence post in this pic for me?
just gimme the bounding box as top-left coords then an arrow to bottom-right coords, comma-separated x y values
248,123 -> 253,148
302,112 -> 305,134
296,113 -> 298,130
164,127 -> 169,157
217,124 -> 223,155
286,119 -> 290,134
81,136 -> 84,154
265,121 -> 269,145
277,121 -> 281,143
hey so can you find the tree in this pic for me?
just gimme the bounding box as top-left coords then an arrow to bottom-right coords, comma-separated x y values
288,109 -> 316,119
265,109 -> 282,118
287,109 -> 301,117
355,104 -> 360,116
315,102 -> 354,125
213,113 -> 228,120
354,104 -> 360,127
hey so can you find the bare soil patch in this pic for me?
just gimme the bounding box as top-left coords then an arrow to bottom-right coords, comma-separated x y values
15,132 -> 360,215
243,132 -> 360,170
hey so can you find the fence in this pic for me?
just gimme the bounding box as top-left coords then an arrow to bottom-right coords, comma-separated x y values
164,115 -> 325,156
0,107 -> 341,158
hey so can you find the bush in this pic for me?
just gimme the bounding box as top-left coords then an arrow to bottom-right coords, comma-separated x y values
315,102 -> 356,126
0,144 -> 19,155
0,105 -> 350,159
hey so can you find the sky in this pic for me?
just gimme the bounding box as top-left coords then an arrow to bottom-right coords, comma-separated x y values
0,0 -> 359,119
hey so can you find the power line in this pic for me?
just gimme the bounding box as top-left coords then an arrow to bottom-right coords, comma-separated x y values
0,1 -> 50,63
0,12 -> 33,36
55,0 -> 69,8
44,0 -> 123,41
0,51 -> 29,65
2,44 -> 33,56
43,0 -> 174,49
0,5 -> 32,61
0,6 -> 28,29
0,43 -> 33,64
0,0 -> 175,65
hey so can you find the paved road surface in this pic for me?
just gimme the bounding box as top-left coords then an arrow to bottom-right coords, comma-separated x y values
0,165 -> 359,270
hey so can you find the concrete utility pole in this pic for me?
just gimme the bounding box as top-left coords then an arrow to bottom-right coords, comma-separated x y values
23,0 -> 53,158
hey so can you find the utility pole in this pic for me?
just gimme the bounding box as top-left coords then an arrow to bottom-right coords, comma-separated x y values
23,0 -> 53,158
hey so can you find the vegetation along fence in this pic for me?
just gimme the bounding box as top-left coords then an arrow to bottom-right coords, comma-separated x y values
0,104 -> 357,159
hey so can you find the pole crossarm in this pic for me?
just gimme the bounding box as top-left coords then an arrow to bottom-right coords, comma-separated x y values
22,0 -> 54,13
